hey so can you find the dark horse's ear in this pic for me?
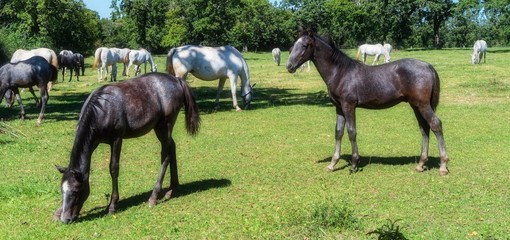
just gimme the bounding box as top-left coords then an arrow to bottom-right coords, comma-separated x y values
298,26 -> 306,36
55,165 -> 68,174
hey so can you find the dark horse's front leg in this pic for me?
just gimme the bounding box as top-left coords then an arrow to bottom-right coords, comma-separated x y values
12,88 -> 26,120
343,105 -> 360,173
107,137 -> 122,214
328,105 -> 360,173
327,110 -> 346,171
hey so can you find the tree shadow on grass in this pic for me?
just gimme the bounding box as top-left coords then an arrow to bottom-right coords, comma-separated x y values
0,91 -> 89,122
78,178 -> 231,223
191,85 -> 331,114
316,155 -> 441,173
1,85 -> 331,120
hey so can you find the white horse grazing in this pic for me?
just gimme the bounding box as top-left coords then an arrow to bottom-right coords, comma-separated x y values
472,40 -> 487,64
272,48 -> 281,66
167,45 -> 253,111
11,48 -> 59,91
92,47 -> 119,82
383,42 -> 392,53
126,49 -> 157,77
356,43 -> 391,65
110,48 -> 131,76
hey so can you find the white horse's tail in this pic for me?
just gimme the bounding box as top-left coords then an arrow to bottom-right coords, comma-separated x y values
356,47 -> 361,60
166,48 -> 177,75
92,47 -> 103,70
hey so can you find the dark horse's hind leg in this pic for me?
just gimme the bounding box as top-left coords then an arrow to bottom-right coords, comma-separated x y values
149,119 -> 178,207
412,105 -> 449,175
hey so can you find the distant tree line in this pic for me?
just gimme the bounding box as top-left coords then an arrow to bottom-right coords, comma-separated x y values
1,0 -> 509,63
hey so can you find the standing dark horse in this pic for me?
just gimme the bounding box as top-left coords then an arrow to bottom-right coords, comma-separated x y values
58,51 -> 80,82
0,56 -> 57,125
286,30 -> 449,175
54,72 -> 201,224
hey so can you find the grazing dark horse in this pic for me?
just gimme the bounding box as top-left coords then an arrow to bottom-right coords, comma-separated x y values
0,56 -> 57,125
58,51 -> 80,82
74,53 -> 85,76
54,72 -> 201,224
286,30 -> 449,175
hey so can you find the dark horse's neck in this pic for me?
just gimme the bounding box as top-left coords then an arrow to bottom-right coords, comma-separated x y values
68,100 -> 100,179
311,35 -> 358,86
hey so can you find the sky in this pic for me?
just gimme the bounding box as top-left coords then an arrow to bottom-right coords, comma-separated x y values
83,0 -> 112,19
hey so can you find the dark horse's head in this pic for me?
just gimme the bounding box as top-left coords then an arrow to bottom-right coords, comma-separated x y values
54,166 -> 90,224
286,29 -> 316,73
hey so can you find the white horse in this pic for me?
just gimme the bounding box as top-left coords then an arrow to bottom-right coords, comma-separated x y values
126,49 -> 157,77
92,47 -> 119,82
272,48 -> 281,66
166,45 -> 253,111
383,42 -> 392,53
472,40 -> 487,64
110,48 -> 131,76
356,43 -> 391,65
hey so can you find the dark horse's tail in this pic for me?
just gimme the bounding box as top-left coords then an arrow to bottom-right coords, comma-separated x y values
178,77 -> 200,136
429,64 -> 440,111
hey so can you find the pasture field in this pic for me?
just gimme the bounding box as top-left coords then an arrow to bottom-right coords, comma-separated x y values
1,47 -> 509,239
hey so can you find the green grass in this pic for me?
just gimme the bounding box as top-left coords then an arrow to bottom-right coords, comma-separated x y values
1,48 -> 510,239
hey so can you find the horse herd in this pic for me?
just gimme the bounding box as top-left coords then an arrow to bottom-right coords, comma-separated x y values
0,34 -> 488,224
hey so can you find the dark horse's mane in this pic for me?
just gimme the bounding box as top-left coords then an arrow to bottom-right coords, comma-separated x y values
312,33 -> 359,70
69,88 -> 108,169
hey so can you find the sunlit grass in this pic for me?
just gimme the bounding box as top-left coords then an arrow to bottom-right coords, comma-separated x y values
1,48 -> 509,239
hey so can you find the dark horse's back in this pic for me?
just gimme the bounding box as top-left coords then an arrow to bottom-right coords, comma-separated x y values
0,56 -> 57,89
78,72 -> 200,142
356,58 -> 440,111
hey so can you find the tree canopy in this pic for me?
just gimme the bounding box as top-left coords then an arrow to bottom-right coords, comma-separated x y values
1,0 -> 509,60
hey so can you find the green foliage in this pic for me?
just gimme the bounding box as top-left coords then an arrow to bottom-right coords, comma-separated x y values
0,0 -> 100,54
161,5 -> 188,48
309,200 -> 360,230
368,219 -> 407,240
2,0 -> 510,54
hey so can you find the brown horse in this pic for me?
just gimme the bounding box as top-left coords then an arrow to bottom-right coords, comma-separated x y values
54,72 -> 200,223
286,29 -> 449,175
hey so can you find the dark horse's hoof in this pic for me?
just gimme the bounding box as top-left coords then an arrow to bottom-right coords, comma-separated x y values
349,168 -> 362,174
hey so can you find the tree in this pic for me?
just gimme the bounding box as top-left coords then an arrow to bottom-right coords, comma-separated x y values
417,0 -> 455,49
0,0 -> 100,55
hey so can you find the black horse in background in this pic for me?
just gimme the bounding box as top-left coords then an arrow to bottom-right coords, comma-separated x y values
74,53 -> 85,76
0,56 -> 57,125
54,72 -> 201,224
58,51 -> 81,81
286,29 -> 449,175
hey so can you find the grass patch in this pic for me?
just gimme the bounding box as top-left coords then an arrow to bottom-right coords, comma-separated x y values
1,48 -> 510,239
